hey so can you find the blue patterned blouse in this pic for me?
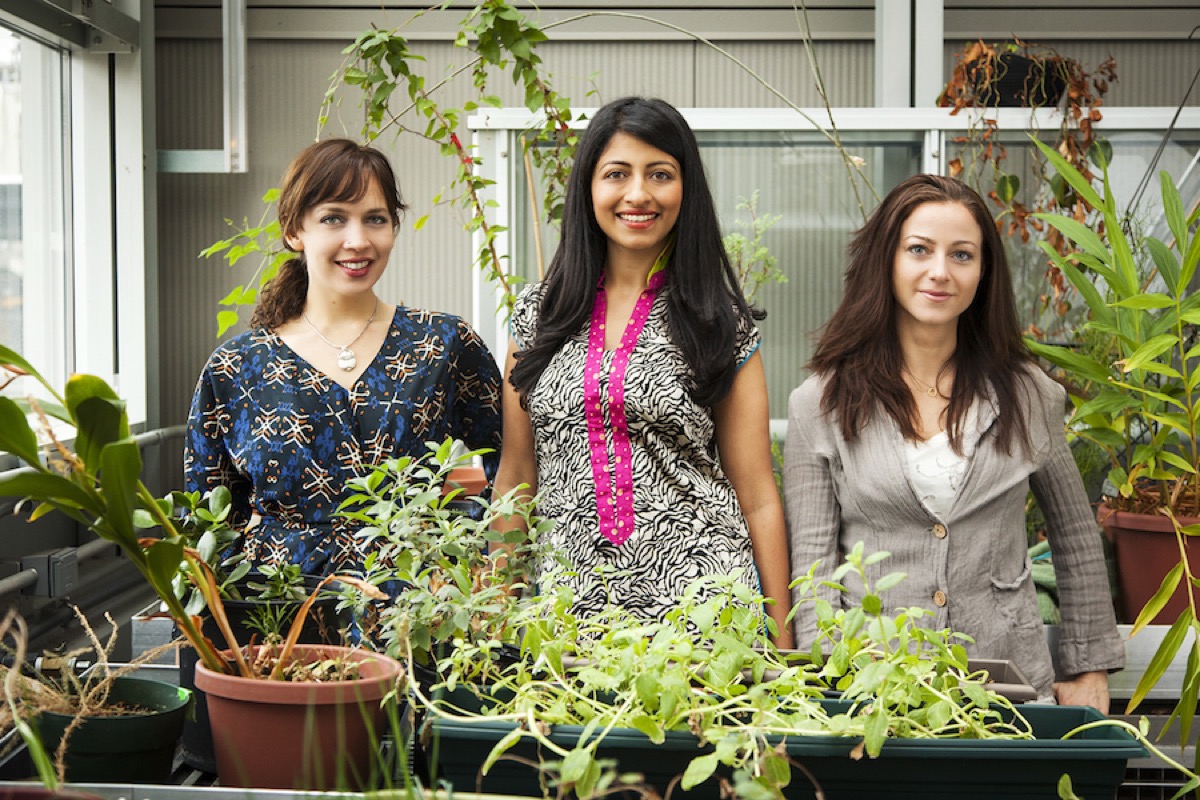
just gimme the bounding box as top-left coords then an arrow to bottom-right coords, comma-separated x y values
183,306 -> 502,577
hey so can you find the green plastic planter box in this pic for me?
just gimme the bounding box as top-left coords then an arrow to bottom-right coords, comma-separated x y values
426,700 -> 1145,800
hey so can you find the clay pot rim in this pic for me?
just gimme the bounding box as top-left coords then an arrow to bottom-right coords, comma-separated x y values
193,643 -> 403,705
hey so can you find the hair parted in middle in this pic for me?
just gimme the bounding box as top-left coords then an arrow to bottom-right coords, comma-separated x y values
509,96 -> 759,408
810,173 -> 1033,455
250,138 -> 407,331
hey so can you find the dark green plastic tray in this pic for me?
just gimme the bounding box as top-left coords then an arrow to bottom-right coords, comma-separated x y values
425,699 -> 1145,800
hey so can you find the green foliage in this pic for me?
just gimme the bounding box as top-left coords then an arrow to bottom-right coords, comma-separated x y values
722,192 -> 788,305
198,189 -> 287,336
1024,137 -> 1200,516
0,347 -> 372,681
341,440 -> 557,675
415,546 -> 1033,799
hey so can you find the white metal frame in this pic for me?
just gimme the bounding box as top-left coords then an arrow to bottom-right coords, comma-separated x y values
1,0 -> 149,427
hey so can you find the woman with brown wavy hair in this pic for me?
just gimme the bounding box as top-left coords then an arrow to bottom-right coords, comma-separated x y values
785,174 -> 1122,709
184,139 -> 501,578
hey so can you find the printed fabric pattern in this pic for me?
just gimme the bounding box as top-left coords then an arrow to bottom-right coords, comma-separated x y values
184,306 -> 502,577
511,282 -> 761,623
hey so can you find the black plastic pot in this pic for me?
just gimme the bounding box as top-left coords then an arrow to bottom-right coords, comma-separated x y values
33,676 -> 191,784
969,52 -> 1067,108
178,575 -> 347,773
426,695 -> 1144,799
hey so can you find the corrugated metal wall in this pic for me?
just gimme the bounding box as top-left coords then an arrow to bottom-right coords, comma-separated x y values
154,1 -> 1200,435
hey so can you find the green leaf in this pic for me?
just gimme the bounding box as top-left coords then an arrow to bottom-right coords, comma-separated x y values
217,310 -> 240,337
1127,606 -> 1191,712
0,471 -> 94,510
1024,339 -> 1112,385
560,746 -> 593,784
1112,293 -> 1174,310
995,173 -> 1019,205
1146,237 -> 1182,298
146,538 -> 184,588
681,753 -> 719,790
1030,136 -> 1105,214
862,593 -> 882,615
481,727 -> 523,775
864,707 -> 889,757
0,396 -> 42,466
0,344 -> 50,390
1121,334 -> 1180,373
98,439 -> 143,550
73,395 -> 126,473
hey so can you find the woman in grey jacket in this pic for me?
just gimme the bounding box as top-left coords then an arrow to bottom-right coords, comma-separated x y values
784,174 -> 1123,710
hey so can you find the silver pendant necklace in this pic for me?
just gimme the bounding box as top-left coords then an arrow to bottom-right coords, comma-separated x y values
301,298 -> 379,372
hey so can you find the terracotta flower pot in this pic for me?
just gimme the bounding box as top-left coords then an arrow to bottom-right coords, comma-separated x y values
194,644 -> 402,790
1100,502 -> 1200,624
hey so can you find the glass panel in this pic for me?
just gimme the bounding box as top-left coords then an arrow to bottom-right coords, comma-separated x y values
509,130 -> 924,419
0,25 -> 69,395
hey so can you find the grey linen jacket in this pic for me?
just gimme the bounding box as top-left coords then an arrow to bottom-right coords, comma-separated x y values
784,367 -> 1124,697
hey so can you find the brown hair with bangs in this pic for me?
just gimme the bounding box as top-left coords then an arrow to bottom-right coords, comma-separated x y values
250,138 -> 406,330
809,174 -> 1033,455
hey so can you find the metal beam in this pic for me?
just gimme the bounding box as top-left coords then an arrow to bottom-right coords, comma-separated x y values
1,0 -> 140,53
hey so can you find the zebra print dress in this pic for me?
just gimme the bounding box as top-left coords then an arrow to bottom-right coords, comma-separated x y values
511,282 -> 762,624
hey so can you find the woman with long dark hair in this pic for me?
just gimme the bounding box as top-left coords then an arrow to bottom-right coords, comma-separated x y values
785,174 -> 1122,708
494,97 -> 793,646
185,138 -> 502,578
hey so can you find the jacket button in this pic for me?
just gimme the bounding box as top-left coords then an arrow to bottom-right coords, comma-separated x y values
932,523 -> 947,539
933,590 -> 947,607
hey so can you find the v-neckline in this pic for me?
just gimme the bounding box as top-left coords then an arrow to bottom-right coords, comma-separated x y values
272,308 -> 396,393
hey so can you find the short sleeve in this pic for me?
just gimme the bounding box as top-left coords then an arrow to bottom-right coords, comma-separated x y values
734,311 -> 761,369
449,318 -> 504,478
510,283 -> 545,350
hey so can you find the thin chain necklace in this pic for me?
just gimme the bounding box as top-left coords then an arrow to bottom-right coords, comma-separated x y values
903,365 -> 945,399
301,298 -> 378,372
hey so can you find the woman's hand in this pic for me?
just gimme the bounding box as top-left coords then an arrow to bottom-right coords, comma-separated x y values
1053,670 -> 1110,713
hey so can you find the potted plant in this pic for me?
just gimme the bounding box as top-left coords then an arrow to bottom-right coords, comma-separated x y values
0,347 -> 403,790
1023,137 -> 1200,627
340,440 -> 555,688
417,546 -> 1145,800
0,608 -> 190,788
939,39 -> 1118,338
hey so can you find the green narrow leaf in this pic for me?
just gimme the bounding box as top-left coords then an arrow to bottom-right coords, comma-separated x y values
98,439 -> 143,550
1121,334 -> 1180,374
73,395 -> 125,473
481,728 -> 523,775
0,396 -> 42,466
0,472 -> 94,510
1127,606 -> 1190,712
1132,562 -> 1184,635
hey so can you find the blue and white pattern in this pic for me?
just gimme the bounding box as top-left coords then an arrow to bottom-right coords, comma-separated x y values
184,306 -> 502,577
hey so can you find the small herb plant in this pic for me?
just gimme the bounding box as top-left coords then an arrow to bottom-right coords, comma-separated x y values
339,439 -> 557,680
415,544 -> 1034,800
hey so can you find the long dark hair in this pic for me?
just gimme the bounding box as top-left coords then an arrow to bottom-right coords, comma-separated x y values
509,96 -> 758,408
250,139 -> 406,330
810,174 -> 1032,454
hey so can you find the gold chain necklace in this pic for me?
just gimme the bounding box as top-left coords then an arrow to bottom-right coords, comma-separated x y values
301,298 -> 379,372
903,365 -> 944,399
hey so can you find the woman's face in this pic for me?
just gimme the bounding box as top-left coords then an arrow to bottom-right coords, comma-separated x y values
286,177 -> 396,300
891,201 -> 983,338
590,132 -> 682,267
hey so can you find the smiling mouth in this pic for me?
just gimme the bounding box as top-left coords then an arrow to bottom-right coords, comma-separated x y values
337,259 -> 372,274
617,212 -> 658,223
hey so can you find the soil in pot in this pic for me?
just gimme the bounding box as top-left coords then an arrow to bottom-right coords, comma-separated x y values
194,643 -> 402,790
32,676 -> 191,784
